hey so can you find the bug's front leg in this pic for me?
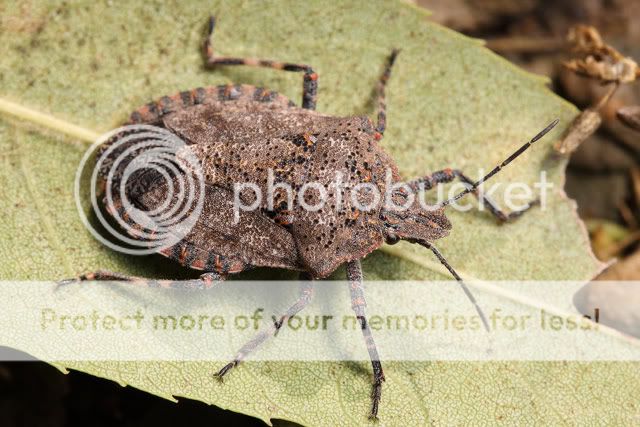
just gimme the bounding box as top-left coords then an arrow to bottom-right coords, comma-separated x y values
57,270 -> 224,290
414,240 -> 490,331
406,168 -> 539,222
346,260 -> 385,420
202,16 -> 318,110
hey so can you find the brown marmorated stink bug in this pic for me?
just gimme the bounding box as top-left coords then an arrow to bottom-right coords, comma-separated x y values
64,16 -> 558,419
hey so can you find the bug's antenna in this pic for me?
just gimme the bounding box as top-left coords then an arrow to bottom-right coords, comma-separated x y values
417,240 -> 490,332
440,119 -> 559,208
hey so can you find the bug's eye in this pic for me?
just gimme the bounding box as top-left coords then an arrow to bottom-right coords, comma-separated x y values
385,234 -> 400,245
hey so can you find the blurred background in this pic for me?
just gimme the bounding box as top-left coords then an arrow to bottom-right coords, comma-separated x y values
420,0 -> 640,279
1,1 -> 639,425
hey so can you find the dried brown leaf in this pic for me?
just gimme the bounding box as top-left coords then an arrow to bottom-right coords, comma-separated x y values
617,105 -> 640,131
568,25 -> 612,57
564,25 -> 638,84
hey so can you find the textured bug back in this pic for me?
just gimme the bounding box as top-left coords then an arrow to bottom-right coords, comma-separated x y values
164,103 -> 398,277
289,117 -> 399,278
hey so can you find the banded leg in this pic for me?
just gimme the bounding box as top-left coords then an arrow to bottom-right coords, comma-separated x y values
415,241 -> 490,332
57,270 -> 224,290
375,49 -> 400,138
346,260 -> 385,420
203,16 -> 318,110
215,274 -> 314,379
406,168 -> 538,222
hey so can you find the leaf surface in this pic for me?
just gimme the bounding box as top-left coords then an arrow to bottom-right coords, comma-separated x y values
2,1 -> 636,425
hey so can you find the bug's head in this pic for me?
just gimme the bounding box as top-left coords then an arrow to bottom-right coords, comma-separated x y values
379,200 -> 451,245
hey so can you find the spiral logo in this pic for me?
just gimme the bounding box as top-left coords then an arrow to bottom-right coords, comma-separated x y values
75,125 -> 205,255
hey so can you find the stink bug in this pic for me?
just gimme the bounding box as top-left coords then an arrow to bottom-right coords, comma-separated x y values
64,16 -> 558,419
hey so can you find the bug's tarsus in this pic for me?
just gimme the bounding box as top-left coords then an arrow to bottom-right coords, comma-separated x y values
418,241 -> 490,332
203,15 -> 318,110
346,260 -> 385,420
272,316 -> 287,337
213,361 -> 235,382
375,49 -> 401,138
440,119 -> 560,207
214,276 -> 315,379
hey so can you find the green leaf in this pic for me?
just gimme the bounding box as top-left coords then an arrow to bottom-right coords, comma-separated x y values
1,0 -> 636,425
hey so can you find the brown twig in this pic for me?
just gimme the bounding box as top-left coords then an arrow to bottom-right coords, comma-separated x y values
485,36 -> 567,54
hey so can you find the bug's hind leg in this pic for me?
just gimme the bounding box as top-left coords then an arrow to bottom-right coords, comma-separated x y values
406,168 -> 539,222
214,274 -> 314,379
346,260 -> 385,420
374,49 -> 400,139
203,16 -> 318,110
57,270 -> 224,290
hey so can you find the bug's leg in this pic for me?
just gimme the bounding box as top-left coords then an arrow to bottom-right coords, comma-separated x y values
346,260 -> 385,420
417,241 -> 490,331
406,168 -> 539,222
57,270 -> 224,290
203,16 -> 318,110
374,49 -> 400,139
215,274 -> 314,379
